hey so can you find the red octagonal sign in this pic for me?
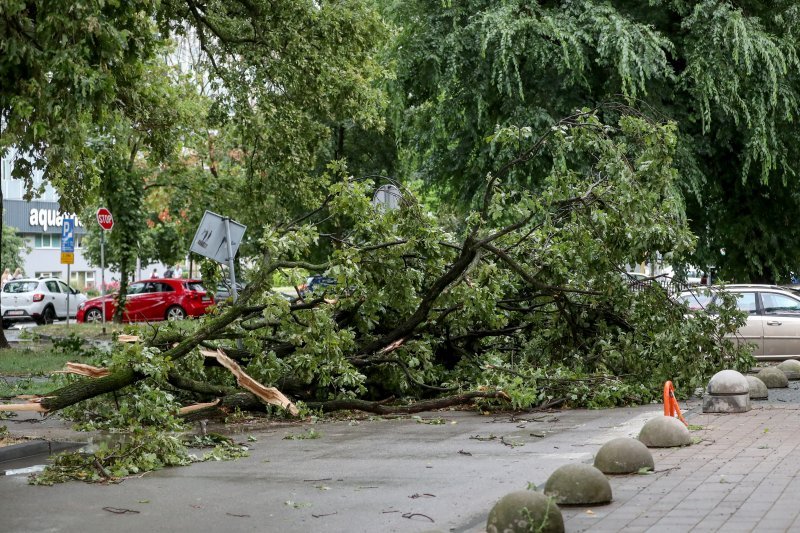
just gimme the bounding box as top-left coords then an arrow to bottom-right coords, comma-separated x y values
96,207 -> 114,231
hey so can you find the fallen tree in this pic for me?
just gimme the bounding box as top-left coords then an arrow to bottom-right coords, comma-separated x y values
3,109 -> 752,424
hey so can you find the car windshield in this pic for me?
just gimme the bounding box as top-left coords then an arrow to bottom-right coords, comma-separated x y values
3,281 -> 39,293
185,282 -> 207,292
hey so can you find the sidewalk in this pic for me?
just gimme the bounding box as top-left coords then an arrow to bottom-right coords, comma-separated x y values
562,402 -> 800,532
1,397 -> 798,532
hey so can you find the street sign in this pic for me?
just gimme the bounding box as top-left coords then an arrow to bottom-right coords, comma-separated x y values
61,218 -> 75,252
96,207 -> 114,231
61,218 -> 75,264
189,211 -> 246,264
372,184 -> 402,211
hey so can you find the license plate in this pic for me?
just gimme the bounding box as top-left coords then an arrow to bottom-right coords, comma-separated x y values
6,310 -> 23,316
202,297 -> 210,302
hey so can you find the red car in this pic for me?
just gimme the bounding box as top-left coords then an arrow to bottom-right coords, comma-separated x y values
77,279 -> 214,323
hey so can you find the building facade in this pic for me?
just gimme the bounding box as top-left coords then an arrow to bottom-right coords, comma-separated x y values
1,154 -> 169,290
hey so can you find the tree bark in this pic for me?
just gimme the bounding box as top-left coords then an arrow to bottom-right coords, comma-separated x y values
306,391 -> 511,414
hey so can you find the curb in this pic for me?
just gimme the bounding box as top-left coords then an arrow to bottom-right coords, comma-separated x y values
0,440 -> 84,464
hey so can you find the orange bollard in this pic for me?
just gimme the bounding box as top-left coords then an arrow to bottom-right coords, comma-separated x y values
663,381 -> 688,426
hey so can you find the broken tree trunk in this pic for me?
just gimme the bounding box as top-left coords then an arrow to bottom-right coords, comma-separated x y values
36,284 -> 262,413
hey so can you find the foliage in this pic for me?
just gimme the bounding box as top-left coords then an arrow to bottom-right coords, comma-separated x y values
0,225 -> 27,273
384,0 -> 800,282
29,428 -> 191,485
0,0 -> 163,210
138,111 -> 751,411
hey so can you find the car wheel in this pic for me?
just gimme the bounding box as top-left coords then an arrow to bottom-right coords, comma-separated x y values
2,320 -> 11,330
166,306 -> 186,321
41,306 -> 55,325
85,308 -> 103,323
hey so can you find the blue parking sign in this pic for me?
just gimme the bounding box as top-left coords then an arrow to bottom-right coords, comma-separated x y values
61,218 -> 75,253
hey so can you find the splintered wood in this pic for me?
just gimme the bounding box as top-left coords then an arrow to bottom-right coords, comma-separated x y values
0,397 -> 47,412
200,348 -> 299,416
179,400 -> 222,414
53,362 -> 111,378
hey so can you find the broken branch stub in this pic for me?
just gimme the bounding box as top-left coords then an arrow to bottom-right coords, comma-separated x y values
200,348 -> 299,416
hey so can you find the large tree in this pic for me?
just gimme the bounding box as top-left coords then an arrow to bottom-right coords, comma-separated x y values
384,0 -> 800,282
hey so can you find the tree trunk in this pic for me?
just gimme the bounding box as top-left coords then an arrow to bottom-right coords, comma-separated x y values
38,286 -> 260,412
0,180 -> 11,349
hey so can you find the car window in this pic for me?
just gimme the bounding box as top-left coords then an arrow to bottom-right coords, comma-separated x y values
730,292 -> 758,314
128,282 -> 146,295
3,281 -> 39,293
58,281 -> 73,294
677,291 -> 713,310
761,292 -> 800,314
156,282 -> 175,292
186,281 -> 207,292
45,281 -> 61,293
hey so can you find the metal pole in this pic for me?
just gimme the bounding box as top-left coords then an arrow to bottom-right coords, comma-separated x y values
224,218 -> 238,303
101,230 -> 106,335
66,264 -> 70,328
224,218 -> 242,349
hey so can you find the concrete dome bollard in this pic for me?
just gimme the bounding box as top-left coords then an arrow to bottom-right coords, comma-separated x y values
638,416 -> 692,448
594,437 -> 655,474
777,360 -> 800,380
543,464 -> 612,505
486,491 -> 564,533
757,367 -> 789,388
746,375 -> 768,400
702,369 -> 751,413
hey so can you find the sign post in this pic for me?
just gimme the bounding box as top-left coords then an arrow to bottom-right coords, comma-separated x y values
60,218 -> 75,327
96,208 -> 114,334
190,211 -> 246,347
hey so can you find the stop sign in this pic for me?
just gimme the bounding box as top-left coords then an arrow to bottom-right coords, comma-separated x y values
96,207 -> 114,230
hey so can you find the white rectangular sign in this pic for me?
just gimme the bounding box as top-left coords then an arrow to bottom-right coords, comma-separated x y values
189,211 -> 247,264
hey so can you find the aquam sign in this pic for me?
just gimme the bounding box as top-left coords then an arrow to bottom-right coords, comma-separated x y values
28,208 -> 83,232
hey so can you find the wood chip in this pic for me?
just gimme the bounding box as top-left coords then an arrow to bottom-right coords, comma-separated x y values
179,400 -> 221,414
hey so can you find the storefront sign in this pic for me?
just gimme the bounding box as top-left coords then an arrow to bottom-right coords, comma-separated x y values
28,207 -> 83,232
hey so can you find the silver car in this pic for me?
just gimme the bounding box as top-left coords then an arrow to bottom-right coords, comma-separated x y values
677,284 -> 800,360
1,278 -> 87,327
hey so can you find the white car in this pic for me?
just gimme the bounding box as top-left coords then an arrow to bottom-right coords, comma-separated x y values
1,278 -> 87,328
677,284 -> 800,360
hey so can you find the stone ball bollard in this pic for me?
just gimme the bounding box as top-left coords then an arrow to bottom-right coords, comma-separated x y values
486,491 -> 564,533
777,360 -> 800,380
746,375 -> 768,400
638,416 -> 692,448
756,367 -> 789,388
594,437 -> 655,474
702,369 -> 751,413
543,464 -> 612,505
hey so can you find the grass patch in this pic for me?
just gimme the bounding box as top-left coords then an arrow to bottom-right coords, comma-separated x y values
0,339 -> 95,398
0,345 -> 79,376
30,323 -> 145,341
0,376 -> 61,397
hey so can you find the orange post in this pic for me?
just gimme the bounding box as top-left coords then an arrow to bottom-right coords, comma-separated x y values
663,381 -> 688,426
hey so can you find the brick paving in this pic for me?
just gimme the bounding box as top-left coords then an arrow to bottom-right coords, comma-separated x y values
562,403 -> 800,532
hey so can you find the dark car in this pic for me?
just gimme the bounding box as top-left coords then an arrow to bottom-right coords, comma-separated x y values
76,278 -> 214,323
215,281 -> 245,303
300,275 -> 336,296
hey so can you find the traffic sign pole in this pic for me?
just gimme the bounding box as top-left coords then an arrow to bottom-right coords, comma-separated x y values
61,219 -> 76,328
96,208 -> 114,335
101,230 -> 106,334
